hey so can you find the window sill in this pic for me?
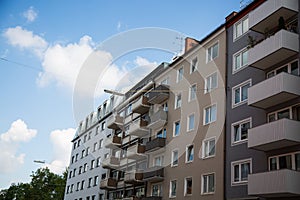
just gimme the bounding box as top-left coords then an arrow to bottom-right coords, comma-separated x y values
231,139 -> 248,146
231,181 -> 248,186
232,100 -> 247,109
202,155 -> 215,160
201,192 -> 215,195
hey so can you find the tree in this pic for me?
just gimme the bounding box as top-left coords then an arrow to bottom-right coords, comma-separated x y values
0,167 -> 67,200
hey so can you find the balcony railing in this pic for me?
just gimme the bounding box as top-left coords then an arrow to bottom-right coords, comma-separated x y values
102,156 -> 120,169
104,135 -> 122,149
248,29 -> 298,70
128,118 -> 149,137
147,109 -> 167,130
127,143 -> 146,160
145,137 -> 166,152
248,118 -> 300,151
132,96 -> 150,114
248,73 -> 300,109
143,167 -> 164,182
124,170 -> 144,184
148,85 -> 169,104
248,169 -> 300,197
249,0 -> 298,33
100,178 -> 117,190
107,114 -> 124,130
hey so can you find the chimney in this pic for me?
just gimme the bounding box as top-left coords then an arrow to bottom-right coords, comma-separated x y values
226,11 -> 238,22
184,37 -> 199,53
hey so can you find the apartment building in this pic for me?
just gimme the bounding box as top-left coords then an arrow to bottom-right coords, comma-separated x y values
101,23 -> 226,199
64,98 -> 115,200
225,0 -> 300,199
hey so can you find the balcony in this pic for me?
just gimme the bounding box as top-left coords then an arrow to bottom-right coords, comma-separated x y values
128,118 -> 149,137
100,178 -> 117,190
147,109 -> 167,130
132,96 -> 150,114
248,73 -> 300,109
141,197 -> 162,200
143,167 -> 164,182
248,169 -> 300,197
145,137 -> 166,152
102,156 -> 120,169
104,135 -> 122,149
124,170 -> 144,184
127,143 -> 146,160
107,114 -> 124,130
248,118 -> 300,151
248,30 -> 298,70
148,85 -> 169,104
249,0 -> 298,33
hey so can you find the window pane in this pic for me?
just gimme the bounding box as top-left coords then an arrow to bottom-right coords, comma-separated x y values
236,23 -> 242,38
234,88 -> 240,104
209,140 -> 215,156
173,151 -> 178,165
211,73 -> 217,89
212,43 -> 218,59
268,114 -> 276,122
208,174 -> 214,192
242,51 -> 248,66
203,176 -> 208,193
211,105 -> 217,122
234,125 -> 240,142
241,122 -> 250,140
186,178 -> 192,195
270,157 -> 277,171
189,114 -> 195,130
175,122 -> 180,136
241,84 -> 249,101
241,163 -> 250,181
205,108 -> 210,124
242,18 -> 249,33
171,181 -> 177,196
296,154 -> 300,171
279,155 -> 292,169
276,65 -> 288,74
234,165 -> 239,182
291,61 -> 299,76
235,54 -> 241,70
277,109 -> 290,120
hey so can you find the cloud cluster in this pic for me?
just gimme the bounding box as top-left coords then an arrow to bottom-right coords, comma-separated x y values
23,6 -> 38,23
0,119 -> 37,173
44,128 -> 75,174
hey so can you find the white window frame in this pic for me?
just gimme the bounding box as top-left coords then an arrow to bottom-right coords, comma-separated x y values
201,172 -> 215,194
173,121 -> 181,137
203,104 -> 217,125
268,151 -> 300,171
202,137 -> 216,159
151,183 -> 162,197
233,48 -> 248,74
187,113 -> 195,132
267,59 -> 299,78
153,155 -> 164,167
189,84 -> 197,101
185,144 -> 194,163
169,179 -> 177,198
231,117 -> 252,145
233,16 -> 249,41
232,79 -> 251,108
206,42 -> 219,62
171,149 -> 179,167
175,93 -> 182,109
190,57 -> 198,73
177,66 -> 184,83
231,158 -> 252,186
204,72 -> 218,93
184,177 -> 193,196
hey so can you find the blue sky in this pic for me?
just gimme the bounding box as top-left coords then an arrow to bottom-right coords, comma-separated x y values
0,0 -> 242,189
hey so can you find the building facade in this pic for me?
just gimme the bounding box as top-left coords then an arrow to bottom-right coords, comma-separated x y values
64,98 -> 115,200
225,0 -> 300,199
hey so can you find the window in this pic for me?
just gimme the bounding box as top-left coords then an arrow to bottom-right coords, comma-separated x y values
152,184 -> 162,197
175,93 -> 182,109
84,163 -> 88,172
177,67 -> 184,82
69,171 -> 72,179
185,177 -> 192,196
101,121 -> 106,130
205,72 -> 217,93
232,159 -> 251,185
77,139 -> 81,147
70,184 -> 74,193
202,173 -> 215,194
233,48 -> 248,72
99,139 -> 103,149
86,147 -> 90,156
79,166 -> 82,174
73,142 -> 77,150
169,180 -> 177,197
207,42 -> 219,62
187,114 -> 195,131
186,145 -> 194,163
162,102 -> 168,111
81,150 -> 85,158
232,118 -> 251,144
234,17 -> 249,40
202,138 -> 215,158
95,126 -> 99,135
269,152 -> 300,171
71,156 -> 74,163
267,60 -> 299,78
94,176 -> 99,186
154,155 -> 163,167
204,104 -> 217,125
172,150 -> 179,167
156,128 -> 166,138
189,84 -> 196,101
81,180 -> 85,190
232,80 -> 251,107
84,134 -> 88,142
268,108 -> 291,122
96,157 -> 101,167
190,57 -> 198,73
76,182 -> 80,191
75,153 -> 78,162
173,121 -> 180,137
126,104 -> 132,116
93,142 -> 97,152
91,160 -> 95,169
88,177 -> 92,188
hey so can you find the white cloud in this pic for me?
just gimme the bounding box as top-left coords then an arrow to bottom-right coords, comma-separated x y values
23,6 -> 38,22
117,21 -> 121,31
37,35 -> 94,90
3,26 -> 48,57
44,128 -> 75,174
0,120 -> 37,173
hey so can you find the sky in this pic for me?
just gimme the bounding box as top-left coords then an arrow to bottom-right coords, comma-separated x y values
0,0 -> 243,189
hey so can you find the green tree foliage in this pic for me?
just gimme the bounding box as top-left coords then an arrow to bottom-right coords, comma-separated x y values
0,167 -> 67,200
